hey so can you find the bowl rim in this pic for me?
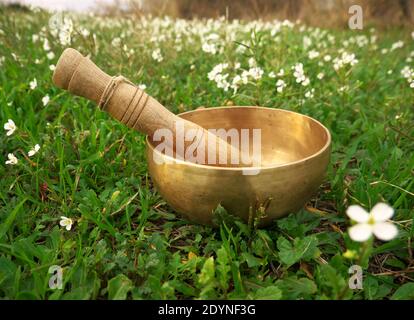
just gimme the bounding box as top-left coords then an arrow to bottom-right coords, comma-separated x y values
146,106 -> 331,172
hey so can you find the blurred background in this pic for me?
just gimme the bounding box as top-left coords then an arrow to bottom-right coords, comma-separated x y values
1,0 -> 414,27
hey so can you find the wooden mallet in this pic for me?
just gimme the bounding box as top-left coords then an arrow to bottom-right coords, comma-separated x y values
52,48 -> 249,167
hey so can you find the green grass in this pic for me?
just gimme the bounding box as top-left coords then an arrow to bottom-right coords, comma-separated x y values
0,7 -> 413,300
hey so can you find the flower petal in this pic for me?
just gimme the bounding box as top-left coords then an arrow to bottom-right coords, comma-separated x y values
59,220 -> 68,226
346,205 -> 369,223
65,223 -> 72,231
371,203 -> 394,222
373,222 -> 398,241
348,223 -> 373,242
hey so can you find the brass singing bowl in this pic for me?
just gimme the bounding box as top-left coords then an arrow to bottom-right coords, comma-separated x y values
146,106 -> 331,226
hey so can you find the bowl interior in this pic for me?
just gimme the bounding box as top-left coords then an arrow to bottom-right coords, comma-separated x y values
149,107 -> 330,167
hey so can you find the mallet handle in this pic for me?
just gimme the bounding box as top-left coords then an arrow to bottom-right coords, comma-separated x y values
52,48 -> 246,167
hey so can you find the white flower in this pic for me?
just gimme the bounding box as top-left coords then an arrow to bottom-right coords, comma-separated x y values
111,37 -> 121,47
346,203 -> 398,242
47,51 -> 55,60
324,55 -> 332,62
302,77 -> 310,86
303,36 -> 312,49
215,73 -> 230,91
277,68 -> 285,77
391,40 -> 404,51
269,71 -> 276,78
305,88 -> 315,99
202,42 -> 217,55
59,216 -> 73,231
248,57 -> 257,68
236,45 -> 246,54
276,79 -> 286,93
43,38 -> 50,51
333,52 -> 358,70
292,63 -> 310,86
401,66 -> 413,79
138,84 -> 147,90
5,153 -> 18,165
28,144 -> 40,157
4,119 -> 16,136
80,27 -> 90,37
317,72 -> 325,80
208,62 -> 231,91
29,78 -> 37,90
241,70 -> 250,84
151,48 -> 163,62
293,63 -> 305,82
231,75 -> 242,94
401,66 -> 414,88
248,67 -> 264,80
308,50 -> 320,59
339,85 -> 349,92
58,18 -> 73,46
207,63 -> 228,81
42,95 -> 50,106
49,64 -> 56,71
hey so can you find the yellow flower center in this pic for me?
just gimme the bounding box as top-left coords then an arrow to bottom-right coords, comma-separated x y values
368,215 -> 376,225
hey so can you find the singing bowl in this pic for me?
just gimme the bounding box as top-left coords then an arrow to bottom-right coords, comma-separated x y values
146,106 -> 331,226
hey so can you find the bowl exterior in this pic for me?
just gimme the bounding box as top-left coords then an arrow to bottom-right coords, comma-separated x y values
146,146 -> 330,226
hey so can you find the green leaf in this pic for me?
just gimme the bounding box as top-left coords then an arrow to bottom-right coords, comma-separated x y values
15,291 -> 39,300
0,198 -> 27,241
276,277 -> 317,299
197,257 -> 216,299
277,236 -> 319,267
364,276 -> 379,300
0,256 -> 17,286
384,258 -> 406,269
316,264 -> 347,297
169,279 -> 196,297
254,286 -> 282,300
391,283 -> 414,300
364,276 -> 393,300
241,252 -> 263,268
107,274 -> 133,300
63,288 -> 92,300
216,246 -> 230,290
198,257 -> 215,286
